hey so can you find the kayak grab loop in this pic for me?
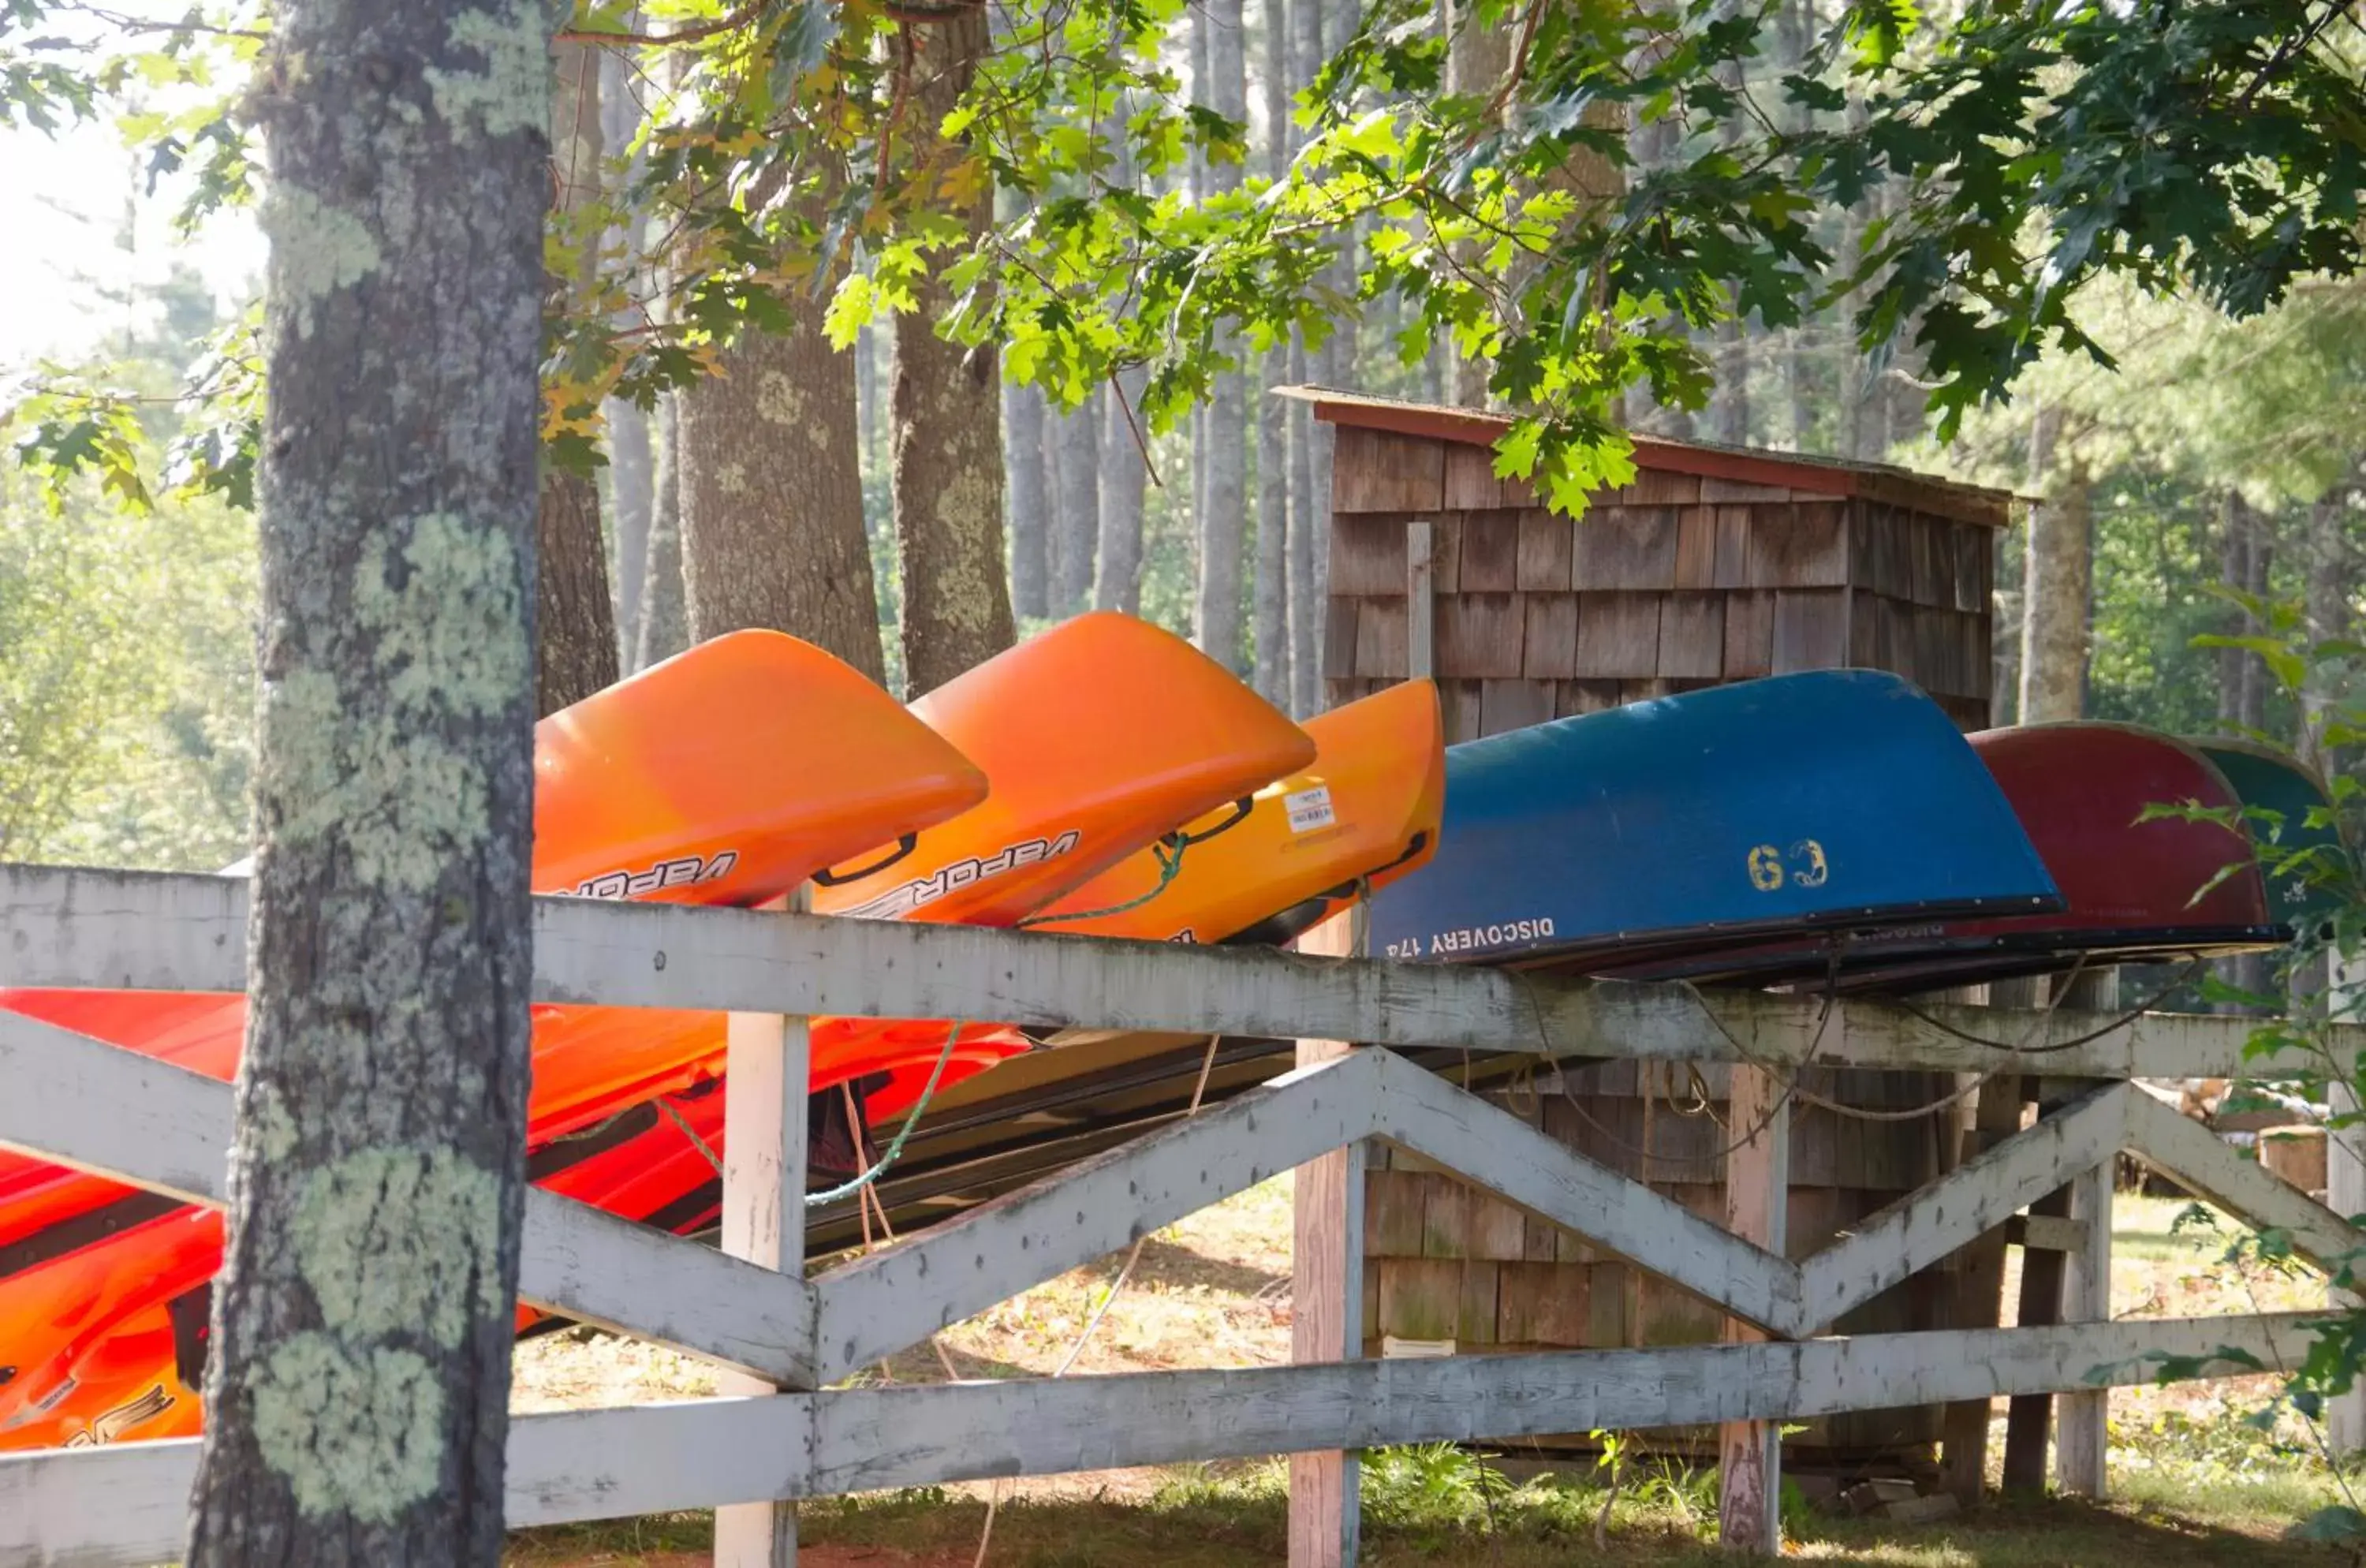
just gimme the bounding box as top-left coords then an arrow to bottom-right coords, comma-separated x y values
1011,835 -> 1189,931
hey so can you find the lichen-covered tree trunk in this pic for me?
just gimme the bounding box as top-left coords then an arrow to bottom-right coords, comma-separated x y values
890,7 -> 1016,695
678,284 -> 886,683
1004,379 -> 1051,618
1095,366 -> 1148,614
182,5 -> 545,1563
635,395 -> 689,669
2017,407 -> 2092,724
1195,0 -> 1250,676
1049,386 -> 1100,616
536,39 -> 619,715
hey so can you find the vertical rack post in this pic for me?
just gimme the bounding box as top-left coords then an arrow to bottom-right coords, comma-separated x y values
1286,905 -> 1368,1568
714,887 -> 812,1568
1718,1062 -> 1790,1554
2330,956 -> 2365,1454
2054,971 -> 2118,1498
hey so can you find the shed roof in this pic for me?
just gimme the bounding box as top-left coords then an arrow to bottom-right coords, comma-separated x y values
1271,386 -> 2021,526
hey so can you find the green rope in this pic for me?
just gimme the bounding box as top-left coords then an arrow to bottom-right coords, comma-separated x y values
1013,835 -> 1188,931
656,1094 -> 724,1173
651,1017 -> 971,1208
805,1015 -> 967,1208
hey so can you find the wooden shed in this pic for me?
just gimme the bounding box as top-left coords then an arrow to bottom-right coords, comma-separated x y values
1297,389 -> 2019,1469
1310,390 -> 2009,739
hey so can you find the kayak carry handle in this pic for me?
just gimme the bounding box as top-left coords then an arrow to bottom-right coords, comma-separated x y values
812,832 -> 920,887
1174,795 -> 1256,849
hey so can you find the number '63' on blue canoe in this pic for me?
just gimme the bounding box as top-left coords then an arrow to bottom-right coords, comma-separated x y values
1364,669 -> 2062,970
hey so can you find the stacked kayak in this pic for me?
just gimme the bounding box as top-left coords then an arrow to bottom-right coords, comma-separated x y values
0,629 -> 991,1450
522,677 -> 1448,1256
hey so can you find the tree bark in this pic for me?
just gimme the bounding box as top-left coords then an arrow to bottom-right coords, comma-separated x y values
2017,406 -> 2092,724
2299,476 -> 2357,775
635,394 -> 689,669
1444,0 -> 1508,408
536,40 -> 620,715
1256,345 -> 1292,704
1194,0 -> 1250,675
890,6 -> 1016,695
1096,367 -> 1149,614
1005,379 -> 1051,618
599,47 -> 651,673
1711,318 -> 1749,445
1049,386 -> 1101,616
183,5 -> 543,1562
677,272 -> 885,682
2216,487 -> 2276,737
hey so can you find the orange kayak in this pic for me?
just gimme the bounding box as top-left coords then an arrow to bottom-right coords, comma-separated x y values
517,682 -> 1448,1263
1,614 -> 1315,1450
0,630 -> 988,1450
1021,679 -> 1445,949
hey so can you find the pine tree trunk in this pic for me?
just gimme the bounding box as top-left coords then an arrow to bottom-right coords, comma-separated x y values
1193,0 -> 1250,674
890,6 -> 1016,694
607,401 -> 652,672
1256,345 -> 1292,704
2217,489 -> 2275,737
1444,0 -> 1508,408
536,41 -> 619,715
636,395 -> 689,668
2017,408 -> 2092,724
1287,337 -> 1319,710
1711,319 -> 1748,445
1049,388 -> 1101,615
678,282 -> 885,682
1005,379 -> 1051,618
182,5 -> 543,1561
2299,479 -> 2355,773
1096,367 -> 1148,614
599,47 -> 651,673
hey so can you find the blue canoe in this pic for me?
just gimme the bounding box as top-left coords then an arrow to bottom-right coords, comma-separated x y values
1365,670 -> 2062,969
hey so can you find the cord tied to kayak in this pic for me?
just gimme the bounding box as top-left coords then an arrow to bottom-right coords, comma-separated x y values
655,1016 -> 970,1208
1011,834 -> 1188,930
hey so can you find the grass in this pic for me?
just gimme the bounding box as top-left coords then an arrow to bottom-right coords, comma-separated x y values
507,1179 -> 2360,1566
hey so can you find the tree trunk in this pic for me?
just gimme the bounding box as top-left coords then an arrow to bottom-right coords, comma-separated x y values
1049,387 -> 1101,616
2299,477 -> 2355,775
636,394 -> 689,668
182,4 -> 543,1562
1287,337 -> 1319,710
1196,0 -> 1250,675
2017,407 -> 2092,724
606,401 -> 653,672
1005,379 -> 1051,618
1711,319 -> 1748,445
890,6 -> 1016,695
1444,0 -> 1508,408
599,47 -> 651,673
677,280 -> 885,682
536,42 -> 620,715
1096,367 -> 1149,614
2217,488 -> 2275,737
1256,345 -> 1292,704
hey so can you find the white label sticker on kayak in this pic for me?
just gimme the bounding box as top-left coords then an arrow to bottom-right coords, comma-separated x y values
1284,786 -> 1337,834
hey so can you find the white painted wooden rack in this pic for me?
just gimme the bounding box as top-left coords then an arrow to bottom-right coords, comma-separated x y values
0,863 -> 2355,1567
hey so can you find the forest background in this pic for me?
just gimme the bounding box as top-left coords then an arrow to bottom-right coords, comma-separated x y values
2,0 -> 2359,884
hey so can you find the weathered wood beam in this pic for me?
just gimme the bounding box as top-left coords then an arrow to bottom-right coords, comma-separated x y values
1370,1051 -> 1803,1335
0,1010 -> 818,1386
2125,1089 -> 2365,1287
1795,1083 -> 2129,1336
715,887 -> 812,1567
811,1052 -> 1388,1382
1719,1063 -> 1789,1554
1289,909 -> 1366,1568
2,861 -> 2335,1078
2,1315 -> 2317,1566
